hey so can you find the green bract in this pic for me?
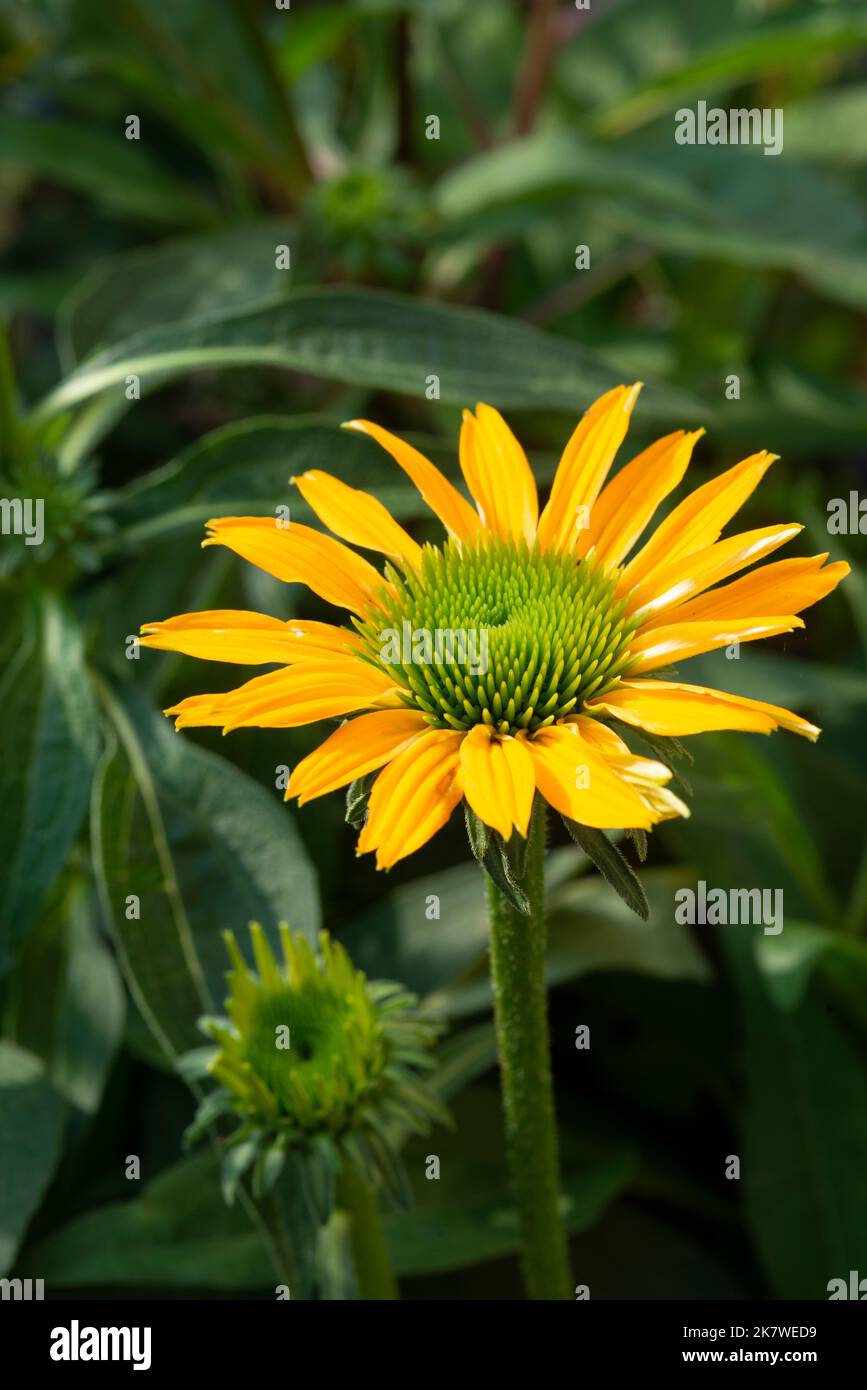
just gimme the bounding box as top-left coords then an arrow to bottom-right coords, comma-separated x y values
181,924 -> 445,1206
359,537 -> 639,735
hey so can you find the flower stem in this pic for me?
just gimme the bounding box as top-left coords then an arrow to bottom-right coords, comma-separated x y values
485,801 -> 571,1299
256,1185 -> 301,1295
339,1165 -> 398,1300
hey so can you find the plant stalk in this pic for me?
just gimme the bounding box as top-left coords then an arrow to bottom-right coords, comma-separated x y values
339,1165 -> 398,1300
485,801 -> 571,1299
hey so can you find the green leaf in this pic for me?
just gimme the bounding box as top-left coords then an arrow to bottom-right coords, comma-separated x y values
756,924 -> 867,1031
0,113 -> 213,227
0,1042 -> 66,1275
386,1153 -> 635,1277
561,819 -> 649,920
593,6 -> 867,136
345,770 -> 377,828
22,1151 -> 271,1290
625,826 -> 648,863
220,1137 -> 259,1206
727,936 -> 867,1298
34,287 -> 705,424
5,877 -> 125,1116
0,596 -> 99,967
59,221 -> 295,368
426,1022 -> 498,1103
108,415 -> 457,547
389,1083 -> 637,1276
480,836 -> 530,916
438,128 -> 867,313
90,682 -> 319,1057
463,803 -> 491,864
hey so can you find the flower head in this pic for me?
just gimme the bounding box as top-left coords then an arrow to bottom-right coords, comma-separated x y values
183,924 -> 443,1204
142,386 -> 848,868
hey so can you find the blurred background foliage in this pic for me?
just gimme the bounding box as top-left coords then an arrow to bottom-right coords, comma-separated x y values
1,0 -> 866,1299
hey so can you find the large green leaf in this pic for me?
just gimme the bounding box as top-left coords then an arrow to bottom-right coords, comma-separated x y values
23,1151 -> 271,1290
59,221 -> 296,368
437,131 -> 867,312
576,3 -> 867,135
90,682 -> 320,1057
385,1150 -> 636,1277
5,877 -> 125,1116
110,415 -> 451,547
0,113 -> 213,226
34,287 -> 705,424
389,1082 -> 637,1277
56,0 -> 311,187
728,935 -> 867,1298
0,597 -> 99,968
0,1042 -> 66,1275
756,923 -> 867,1032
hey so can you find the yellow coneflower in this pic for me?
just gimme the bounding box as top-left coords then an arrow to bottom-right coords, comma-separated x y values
141,384 -> 847,867
141,384 -> 847,1302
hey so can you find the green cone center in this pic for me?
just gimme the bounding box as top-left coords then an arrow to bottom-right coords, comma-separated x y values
242,983 -> 381,1118
359,536 -> 638,735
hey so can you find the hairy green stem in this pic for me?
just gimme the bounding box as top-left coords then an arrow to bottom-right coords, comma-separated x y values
486,802 -> 571,1299
339,1166 -> 398,1300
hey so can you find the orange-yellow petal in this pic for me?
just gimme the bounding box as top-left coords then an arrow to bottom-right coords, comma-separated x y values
646,554 -> 850,626
627,616 -> 804,674
523,723 -> 655,829
570,716 -> 690,822
626,524 -> 803,622
458,405 -> 538,543
343,419 -> 481,542
292,470 -> 423,571
580,429 -> 703,567
536,384 -> 641,553
140,611 -> 362,664
357,729 -> 464,868
203,517 -> 389,615
164,654 -> 399,731
288,709 -> 429,804
459,724 -> 535,839
619,450 -> 777,591
585,679 -> 820,741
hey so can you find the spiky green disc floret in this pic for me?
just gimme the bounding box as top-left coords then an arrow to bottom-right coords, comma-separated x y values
357,536 -> 639,734
183,924 -> 445,1205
